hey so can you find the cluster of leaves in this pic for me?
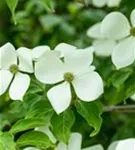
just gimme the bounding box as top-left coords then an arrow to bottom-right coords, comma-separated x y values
0,0 -> 135,150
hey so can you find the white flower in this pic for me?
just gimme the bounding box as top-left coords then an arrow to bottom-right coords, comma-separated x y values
92,0 -> 122,8
35,46 -> 103,114
0,43 -> 33,100
87,23 -> 117,57
101,9 -> 135,69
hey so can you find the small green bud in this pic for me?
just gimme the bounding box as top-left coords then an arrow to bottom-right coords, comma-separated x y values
64,72 -> 74,82
9,64 -> 19,74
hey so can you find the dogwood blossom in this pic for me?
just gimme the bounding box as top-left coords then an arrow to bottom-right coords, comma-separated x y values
0,43 -> 33,100
35,46 -> 103,114
91,0 -> 122,8
101,9 -> 135,69
87,23 -> 117,57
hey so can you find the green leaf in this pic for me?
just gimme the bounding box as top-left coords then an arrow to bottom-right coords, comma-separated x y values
75,100 -> 103,137
5,0 -> 18,24
104,85 -> 126,105
0,132 -> 16,150
40,14 -> 63,30
16,131 -> 53,149
111,69 -> 132,88
26,100 -> 54,123
39,0 -> 55,12
51,109 -> 75,143
10,118 -> 48,134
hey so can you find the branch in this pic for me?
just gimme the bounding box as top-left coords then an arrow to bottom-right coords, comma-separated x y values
104,105 -> 135,113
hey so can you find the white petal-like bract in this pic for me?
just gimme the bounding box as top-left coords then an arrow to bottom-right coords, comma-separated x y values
68,133 -> 82,150
73,71 -> 103,101
87,23 -> 104,39
93,39 -> 116,57
130,9 -> 135,27
101,12 -> 130,40
92,0 -> 107,7
0,70 -> 13,95
17,47 -> 34,73
112,37 -> 135,69
0,42 -> 17,69
47,82 -> 71,114
32,45 -> 50,61
9,72 -> 30,100
35,54 -> 64,84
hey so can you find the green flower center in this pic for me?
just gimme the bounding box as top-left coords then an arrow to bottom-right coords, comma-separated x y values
130,27 -> 135,36
64,72 -> 74,82
9,64 -> 19,74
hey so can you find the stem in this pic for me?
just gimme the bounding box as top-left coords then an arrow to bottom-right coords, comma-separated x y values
104,105 -> 135,113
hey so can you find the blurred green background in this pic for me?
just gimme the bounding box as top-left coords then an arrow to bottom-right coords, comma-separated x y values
0,0 -> 135,149
0,0 -> 135,49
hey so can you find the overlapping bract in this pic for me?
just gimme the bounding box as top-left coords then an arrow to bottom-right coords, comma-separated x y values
0,42 -> 104,113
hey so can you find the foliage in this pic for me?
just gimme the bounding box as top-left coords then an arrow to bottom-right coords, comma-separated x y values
0,0 -> 135,149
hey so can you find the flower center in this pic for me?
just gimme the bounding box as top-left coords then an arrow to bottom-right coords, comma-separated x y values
130,27 -> 135,36
64,72 -> 74,82
9,64 -> 19,74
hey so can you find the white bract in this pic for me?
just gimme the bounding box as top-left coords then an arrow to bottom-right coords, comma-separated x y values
87,23 -> 117,57
35,44 -> 103,114
32,45 -> 60,62
91,0 -> 122,8
101,9 -> 135,69
0,43 -> 33,100
32,45 -> 51,61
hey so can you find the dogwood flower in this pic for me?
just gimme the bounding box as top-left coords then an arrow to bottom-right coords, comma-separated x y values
87,22 -> 117,57
101,9 -> 135,69
35,47 -> 103,114
0,43 -> 33,100
91,0 -> 122,8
